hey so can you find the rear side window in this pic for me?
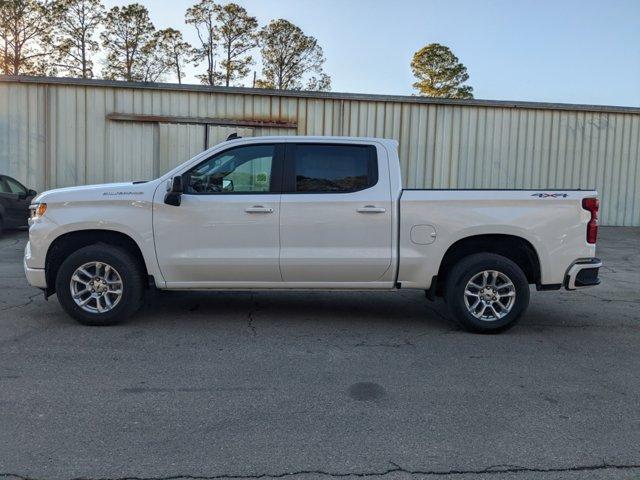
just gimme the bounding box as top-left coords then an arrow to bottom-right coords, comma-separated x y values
4,176 -> 26,194
288,144 -> 378,193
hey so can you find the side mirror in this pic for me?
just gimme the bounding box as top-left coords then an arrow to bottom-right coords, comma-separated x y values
27,189 -> 37,197
164,175 -> 183,206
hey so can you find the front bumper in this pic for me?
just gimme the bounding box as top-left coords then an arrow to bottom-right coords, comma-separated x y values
24,259 -> 47,288
565,258 -> 602,290
23,241 -> 47,289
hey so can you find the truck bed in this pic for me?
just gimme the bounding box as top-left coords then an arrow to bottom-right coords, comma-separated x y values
396,188 -> 597,289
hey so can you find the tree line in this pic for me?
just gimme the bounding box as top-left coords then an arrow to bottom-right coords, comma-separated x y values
0,0 -> 473,97
0,0 -> 331,90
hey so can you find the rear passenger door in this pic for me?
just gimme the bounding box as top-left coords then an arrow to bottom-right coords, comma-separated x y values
279,142 -> 393,284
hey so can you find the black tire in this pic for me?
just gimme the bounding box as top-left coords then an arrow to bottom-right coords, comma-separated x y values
444,253 -> 530,334
55,244 -> 145,326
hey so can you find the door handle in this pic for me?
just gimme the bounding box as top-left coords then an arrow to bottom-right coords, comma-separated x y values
357,205 -> 386,213
245,205 -> 274,214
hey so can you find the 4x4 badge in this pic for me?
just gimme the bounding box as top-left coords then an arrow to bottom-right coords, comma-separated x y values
531,193 -> 568,198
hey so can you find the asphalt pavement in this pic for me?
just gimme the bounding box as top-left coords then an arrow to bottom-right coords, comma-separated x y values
0,227 -> 639,480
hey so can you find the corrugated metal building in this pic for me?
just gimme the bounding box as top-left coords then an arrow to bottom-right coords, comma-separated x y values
1,75 -> 639,226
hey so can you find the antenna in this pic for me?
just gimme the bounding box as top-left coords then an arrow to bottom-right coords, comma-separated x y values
226,132 -> 241,141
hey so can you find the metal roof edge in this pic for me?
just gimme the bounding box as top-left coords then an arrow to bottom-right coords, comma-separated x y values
2,75 -> 639,115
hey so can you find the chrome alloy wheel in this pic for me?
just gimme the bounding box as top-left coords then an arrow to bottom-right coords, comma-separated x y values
69,262 -> 123,314
463,270 -> 516,321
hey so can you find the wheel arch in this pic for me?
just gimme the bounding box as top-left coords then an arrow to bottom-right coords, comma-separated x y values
45,229 -> 152,296
433,234 -> 541,297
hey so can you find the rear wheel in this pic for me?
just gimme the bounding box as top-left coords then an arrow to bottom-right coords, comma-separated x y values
444,253 -> 530,334
55,244 -> 144,326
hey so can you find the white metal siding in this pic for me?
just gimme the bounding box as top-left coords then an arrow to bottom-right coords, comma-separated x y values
0,78 -> 638,226
207,125 -> 254,148
107,122 -> 156,182
159,123 -> 204,176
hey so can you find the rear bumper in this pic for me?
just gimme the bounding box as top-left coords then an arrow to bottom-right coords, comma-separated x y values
565,258 -> 602,290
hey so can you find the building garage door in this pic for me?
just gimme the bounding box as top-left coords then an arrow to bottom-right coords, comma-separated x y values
105,118 -> 297,183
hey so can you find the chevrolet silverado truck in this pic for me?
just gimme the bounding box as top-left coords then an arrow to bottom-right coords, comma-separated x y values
24,136 -> 602,333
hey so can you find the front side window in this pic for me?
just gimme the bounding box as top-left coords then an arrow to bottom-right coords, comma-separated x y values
184,145 -> 275,194
289,144 -> 378,193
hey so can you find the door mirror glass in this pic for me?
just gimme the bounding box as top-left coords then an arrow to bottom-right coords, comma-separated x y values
171,175 -> 183,193
164,175 -> 183,206
27,189 -> 37,197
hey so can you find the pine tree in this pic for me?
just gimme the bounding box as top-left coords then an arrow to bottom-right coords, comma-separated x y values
215,2 -> 257,87
256,19 -> 330,91
100,3 -> 155,81
185,0 -> 218,85
155,28 -> 194,84
0,0 -> 51,75
49,0 -> 104,78
411,43 -> 473,99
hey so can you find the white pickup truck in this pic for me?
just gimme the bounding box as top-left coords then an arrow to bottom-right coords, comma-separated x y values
24,135 -> 602,333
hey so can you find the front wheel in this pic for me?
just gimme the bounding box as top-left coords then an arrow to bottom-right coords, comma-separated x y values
55,244 -> 145,326
444,253 -> 530,334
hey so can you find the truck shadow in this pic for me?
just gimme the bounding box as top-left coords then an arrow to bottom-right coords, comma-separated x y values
134,288 -> 456,332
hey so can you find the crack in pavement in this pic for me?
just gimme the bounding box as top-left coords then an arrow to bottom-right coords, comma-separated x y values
575,290 -> 640,305
597,274 -> 640,287
523,322 -> 640,329
353,338 -> 415,348
0,238 -> 20,250
0,292 -> 42,312
246,292 -> 257,337
2,460 -> 640,479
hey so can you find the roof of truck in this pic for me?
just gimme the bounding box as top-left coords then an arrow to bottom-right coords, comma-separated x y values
224,135 -> 399,149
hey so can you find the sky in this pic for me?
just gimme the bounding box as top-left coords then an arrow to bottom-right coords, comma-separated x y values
101,0 -> 640,107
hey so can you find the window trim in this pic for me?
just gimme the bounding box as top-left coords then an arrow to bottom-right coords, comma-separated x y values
182,143 -> 285,196
282,143 -> 379,194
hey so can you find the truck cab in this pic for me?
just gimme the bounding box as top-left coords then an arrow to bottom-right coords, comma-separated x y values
154,138 -> 398,288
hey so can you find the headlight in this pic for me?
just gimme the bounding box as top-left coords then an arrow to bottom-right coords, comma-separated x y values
29,203 -> 47,219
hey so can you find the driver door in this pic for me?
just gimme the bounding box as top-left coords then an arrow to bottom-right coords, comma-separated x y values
153,143 -> 284,287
